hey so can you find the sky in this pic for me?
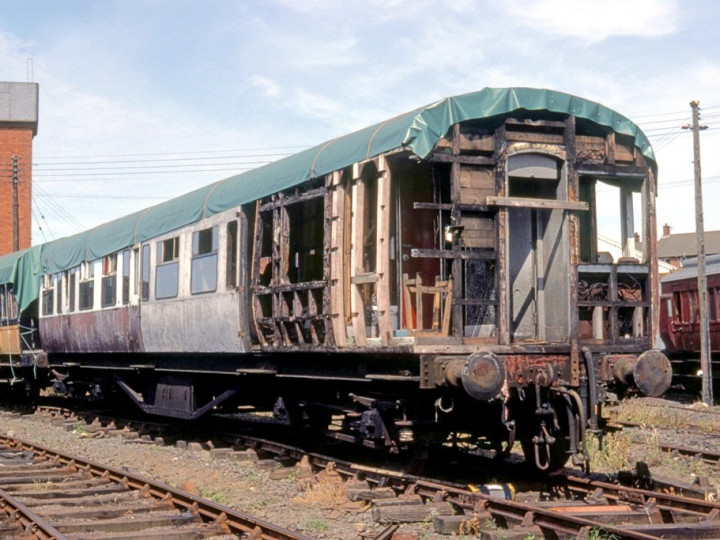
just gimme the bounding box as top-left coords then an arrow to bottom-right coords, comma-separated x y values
1,0 -> 720,244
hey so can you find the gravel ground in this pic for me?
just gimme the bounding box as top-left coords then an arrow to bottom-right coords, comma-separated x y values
2,397 -> 719,539
0,411 -> 448,539
598,397 -> 720,491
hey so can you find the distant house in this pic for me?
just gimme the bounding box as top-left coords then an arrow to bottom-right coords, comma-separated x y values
597,234 -> 675,275
657,223 -> 720,270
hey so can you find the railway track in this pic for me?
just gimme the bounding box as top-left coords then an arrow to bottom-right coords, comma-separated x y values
8,405 -> 720,538
0,434 -> 311,539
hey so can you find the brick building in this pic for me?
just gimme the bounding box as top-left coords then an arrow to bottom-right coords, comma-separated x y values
0,82 -> 38,256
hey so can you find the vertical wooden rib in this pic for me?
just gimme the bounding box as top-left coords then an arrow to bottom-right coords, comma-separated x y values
350,163 -> 367,346
494,123 -> 509,345
375,155 -> 391,345
329,170 -> 347,347
450,124 -> 463,338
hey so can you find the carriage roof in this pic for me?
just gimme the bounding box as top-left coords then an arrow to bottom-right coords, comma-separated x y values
0,87 -> 655,311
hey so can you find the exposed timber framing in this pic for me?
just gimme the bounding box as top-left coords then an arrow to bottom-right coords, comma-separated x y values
565,115 -> 581,385
329,170 -> 347,347
350,162 -> 368,345
375,155 -> 392,345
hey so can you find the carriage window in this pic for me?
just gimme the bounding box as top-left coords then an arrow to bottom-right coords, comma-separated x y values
69,269 -> 77,312
101,254 -> 117,308
226,221 -> 238,289
42,275 -> 54,316
6,286 -> 18,321
122,249 -> 131,305
1,285 -> 19,322
79,262 -> 95,311
156,237 -> 179,299
709,288 -> 717,321
673,291 -> 682,322
191,226 -> 218,294
689,291 -> 698,323
56,273 -> 63,314
141,244 -> 150,301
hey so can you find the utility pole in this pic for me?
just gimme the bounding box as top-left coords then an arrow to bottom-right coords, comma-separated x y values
11,155 -> 19,252
685,101 -> 712,405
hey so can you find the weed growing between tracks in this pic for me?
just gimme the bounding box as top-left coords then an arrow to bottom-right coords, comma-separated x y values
586,428 -> 664,472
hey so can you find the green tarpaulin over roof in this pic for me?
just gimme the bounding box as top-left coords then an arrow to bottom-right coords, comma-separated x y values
0,87 -> 655,311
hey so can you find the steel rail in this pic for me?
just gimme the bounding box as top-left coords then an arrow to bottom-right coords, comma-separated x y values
0,434 -> 312,540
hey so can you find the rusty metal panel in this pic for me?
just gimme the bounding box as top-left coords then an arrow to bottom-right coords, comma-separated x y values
40,306 -> 142,353
0,325 -> 20,355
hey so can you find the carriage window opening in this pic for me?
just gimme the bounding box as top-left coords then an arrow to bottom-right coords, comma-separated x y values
159,237 -> 179,263
689,291 -> 698,323
56,274 -> 63,314
191,226 -> 218,295
41,275 -> 54,316
69,270 -> 77,312
288,196 -> 324,282
133,247 -> 140,296
101,254 -> 117,308
79,262 -> 95,311
141,244 -> 150,301
122,249 -> 131,305
673,291 -> 682,322
193,227 -> 217,256
226,221 -> 238,289
0,286 -> 4,321
507,154 -> 561,200
707,288 -> 717,321
7,286 -> 18,321
156,237 -> 179,299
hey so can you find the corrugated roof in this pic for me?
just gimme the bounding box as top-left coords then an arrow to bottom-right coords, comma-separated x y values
657,231 -> 720,259
0,87 -> 656,310
661,253 -> 720,283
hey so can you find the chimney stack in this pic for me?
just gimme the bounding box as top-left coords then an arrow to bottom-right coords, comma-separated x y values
662,223 -> 671,237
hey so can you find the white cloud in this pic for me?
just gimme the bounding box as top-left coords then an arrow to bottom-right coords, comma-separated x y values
249,75 -> 282,98
508,0 -> 679,43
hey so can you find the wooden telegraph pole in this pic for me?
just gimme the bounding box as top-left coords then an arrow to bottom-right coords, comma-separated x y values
685,101 -> 712,405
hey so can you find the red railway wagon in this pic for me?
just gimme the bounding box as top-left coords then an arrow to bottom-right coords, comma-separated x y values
660,254 -> 720,356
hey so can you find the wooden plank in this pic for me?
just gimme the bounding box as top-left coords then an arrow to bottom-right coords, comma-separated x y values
0,326 -> 20,355
459,132 -> 494,152
575,163 -> 647,178
459,166 -> 494,188
350,163 -> 367,346
461,216 -> 494,231
429,153 -> 495,166
375,155 -> 392,345
258,186 -> 326,211
486,196 -> 588,211
322,176 -> 334,346
505,131 -> 564,144
329,170 -> 347,347
494,123 -> 509,345
450,124 -> 463,338
410,249 -> 495,260
413,202 -> 492,214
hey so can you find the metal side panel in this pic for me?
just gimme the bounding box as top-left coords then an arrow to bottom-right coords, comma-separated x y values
140,291 -> 248,353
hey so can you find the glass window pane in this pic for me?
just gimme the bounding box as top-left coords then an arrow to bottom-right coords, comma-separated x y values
79,281 -> 94,311
226,221 -> 238,289
142,244 -> 151,301
156,262 -> 179,299
191,254 -> 218,294
102,276 -> 116,307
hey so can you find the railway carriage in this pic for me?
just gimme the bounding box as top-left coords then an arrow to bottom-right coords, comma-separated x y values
660,254 -> 720,355
0,88 -> 672,470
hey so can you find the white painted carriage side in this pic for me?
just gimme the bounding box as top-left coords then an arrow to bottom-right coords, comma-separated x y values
139,208 -> 249,353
